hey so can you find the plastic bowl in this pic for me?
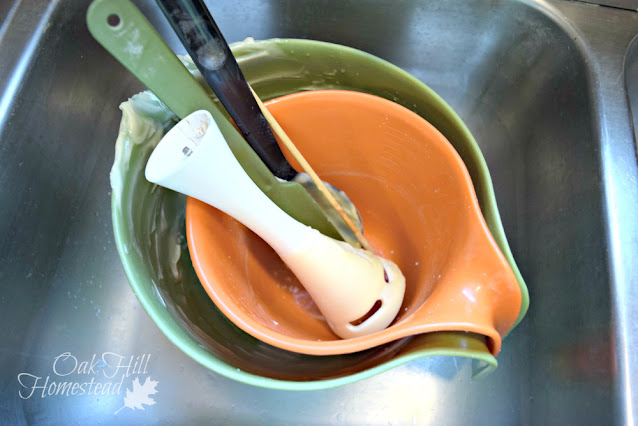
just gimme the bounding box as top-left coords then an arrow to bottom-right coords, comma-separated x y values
186,90 -> 521,356
111,38 -> 529,390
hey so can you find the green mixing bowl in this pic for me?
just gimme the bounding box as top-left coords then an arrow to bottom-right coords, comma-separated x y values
111,38 -> 529,390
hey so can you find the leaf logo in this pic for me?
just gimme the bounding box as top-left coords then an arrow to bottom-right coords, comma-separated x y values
114,376 -> 158,415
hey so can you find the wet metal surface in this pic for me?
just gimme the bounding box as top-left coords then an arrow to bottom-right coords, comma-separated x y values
576,0 -> 638,11
1,0 -> 637,424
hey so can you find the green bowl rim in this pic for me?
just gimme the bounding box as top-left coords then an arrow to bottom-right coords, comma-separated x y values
111,37 -> 527,390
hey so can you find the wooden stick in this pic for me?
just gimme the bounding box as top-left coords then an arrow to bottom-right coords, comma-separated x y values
249,86 -> 376,253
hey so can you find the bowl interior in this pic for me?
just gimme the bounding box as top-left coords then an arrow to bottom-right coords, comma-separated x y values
186,90 -> 520,354
233,39 -> 528,327
112,38 -> 522,388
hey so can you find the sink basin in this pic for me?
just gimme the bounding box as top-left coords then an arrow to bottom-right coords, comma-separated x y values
1,0 -> 637,424
627,35 -> 638,144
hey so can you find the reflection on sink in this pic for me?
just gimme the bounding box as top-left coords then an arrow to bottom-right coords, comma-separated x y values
1,0 -> 637,424
626,35 -> 638,144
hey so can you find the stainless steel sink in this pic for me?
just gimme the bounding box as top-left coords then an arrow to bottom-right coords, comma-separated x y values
1,0 -> 637,424
627,34 -> 638,144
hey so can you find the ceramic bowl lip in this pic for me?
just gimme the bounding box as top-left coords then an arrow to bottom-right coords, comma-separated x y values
112,38 -> 524,390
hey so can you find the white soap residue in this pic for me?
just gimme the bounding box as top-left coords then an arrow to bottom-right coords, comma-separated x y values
110,91 -> 177,210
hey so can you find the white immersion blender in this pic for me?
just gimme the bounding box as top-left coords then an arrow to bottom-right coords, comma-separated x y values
145,110 -> 405,338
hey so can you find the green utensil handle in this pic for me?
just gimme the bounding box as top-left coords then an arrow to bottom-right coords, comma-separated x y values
88,0 -> 211,120
86,0 -> 270,180
86,0 -> 341,239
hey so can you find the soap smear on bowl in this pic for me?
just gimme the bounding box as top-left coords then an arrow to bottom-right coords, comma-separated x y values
109,37 -> 526,386
111,92 -> 176,210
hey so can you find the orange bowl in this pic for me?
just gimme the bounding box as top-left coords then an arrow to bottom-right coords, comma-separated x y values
186,90 -> 521,356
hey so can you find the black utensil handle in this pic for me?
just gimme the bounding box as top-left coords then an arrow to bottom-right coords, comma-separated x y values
156,0 -> 298,180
